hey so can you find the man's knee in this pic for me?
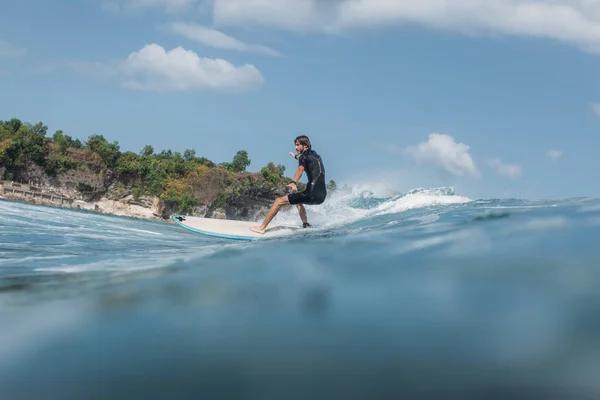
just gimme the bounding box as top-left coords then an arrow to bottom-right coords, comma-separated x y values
275,196 -> 289,207
314,192 -> 326,205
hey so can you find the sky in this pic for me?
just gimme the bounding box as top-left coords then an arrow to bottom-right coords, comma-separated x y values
1,0 -> 600,200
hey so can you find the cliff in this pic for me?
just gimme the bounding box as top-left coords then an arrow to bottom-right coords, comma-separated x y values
0,117 -> 321,223
0,160 -> 294,222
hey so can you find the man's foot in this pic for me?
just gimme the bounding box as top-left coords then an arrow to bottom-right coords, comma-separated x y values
250,226 -> 266,234
303,222 -> 311,228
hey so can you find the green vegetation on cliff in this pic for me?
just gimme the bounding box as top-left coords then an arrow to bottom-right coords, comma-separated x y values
0,118 -> 337,215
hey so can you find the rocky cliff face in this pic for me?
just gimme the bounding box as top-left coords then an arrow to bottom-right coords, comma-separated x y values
223,187 -> 286,221
3,161 -> 285,223
17,161 -> 106,199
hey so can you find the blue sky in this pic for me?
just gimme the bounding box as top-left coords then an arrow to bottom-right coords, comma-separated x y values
1,0 -> 599,200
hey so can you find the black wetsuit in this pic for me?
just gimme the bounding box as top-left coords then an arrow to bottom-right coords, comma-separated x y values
288,149 -> 327,205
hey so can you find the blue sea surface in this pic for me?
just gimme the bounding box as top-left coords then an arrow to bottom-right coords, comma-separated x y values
1,187 -> 599,399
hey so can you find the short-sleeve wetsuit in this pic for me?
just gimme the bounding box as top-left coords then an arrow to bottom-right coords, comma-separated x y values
288,149 -> 327,205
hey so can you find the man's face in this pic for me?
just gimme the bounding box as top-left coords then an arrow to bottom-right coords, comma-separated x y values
295,141 -> 307,154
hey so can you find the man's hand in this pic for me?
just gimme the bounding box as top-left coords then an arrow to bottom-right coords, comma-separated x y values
287,182 -> 297,192
289,152 -> 297,159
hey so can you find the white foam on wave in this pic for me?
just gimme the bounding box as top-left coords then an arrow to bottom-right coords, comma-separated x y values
269,184 -> 472,230
373,189 -> 471,215
269,186 -> 370,228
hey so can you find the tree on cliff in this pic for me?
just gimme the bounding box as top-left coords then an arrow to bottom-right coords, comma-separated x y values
0,118 -> 49,167
141,145 -> 154,156
232,150 -> 251,172
184,149 -> 196,161
85,134 -> 120,168
53,130 -> 83,150
221,150 -> 251,173
261,162 -> 286,184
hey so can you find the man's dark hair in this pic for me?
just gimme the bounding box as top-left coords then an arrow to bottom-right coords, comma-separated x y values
295,135 -> 311,151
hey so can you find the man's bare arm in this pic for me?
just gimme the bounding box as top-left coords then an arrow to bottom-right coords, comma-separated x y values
291,166 -> 304,182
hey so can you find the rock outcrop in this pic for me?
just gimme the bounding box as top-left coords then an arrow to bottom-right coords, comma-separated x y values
1,162 -> 288,223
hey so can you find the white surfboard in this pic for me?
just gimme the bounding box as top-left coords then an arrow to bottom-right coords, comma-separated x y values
172,215 -> 300,241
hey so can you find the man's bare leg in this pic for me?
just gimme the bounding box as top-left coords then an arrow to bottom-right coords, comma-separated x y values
250,195 -> 290,234
296,204 -> 308,225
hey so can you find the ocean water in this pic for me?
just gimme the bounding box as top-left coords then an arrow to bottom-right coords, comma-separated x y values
1,186 -> 600,399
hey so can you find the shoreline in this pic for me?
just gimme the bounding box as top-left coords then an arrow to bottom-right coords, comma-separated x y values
0,174 -> 282,224
0,180 -> 269,223
0,196 -> 173,223
0,181 -> 173,223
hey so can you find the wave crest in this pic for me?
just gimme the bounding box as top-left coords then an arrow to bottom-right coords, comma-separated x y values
272,185 -> 471,228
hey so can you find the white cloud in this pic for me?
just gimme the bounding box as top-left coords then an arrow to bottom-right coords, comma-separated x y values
0,40 -> 26,58
119,43 -> 264,92
213,0 -> 323,32
487,158 -> 522,179
37,43 -> 264,93
210,0 -> 600,53
102,0 -> 600,54
403,133 -> 480,179
547,149 -> 563,160
170,22 -> 283,57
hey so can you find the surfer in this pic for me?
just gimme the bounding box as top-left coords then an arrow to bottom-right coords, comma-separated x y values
250,135 -> 327,234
